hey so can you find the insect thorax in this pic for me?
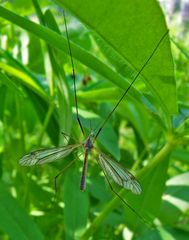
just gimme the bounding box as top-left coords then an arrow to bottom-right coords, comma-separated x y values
84,133 -> 94,151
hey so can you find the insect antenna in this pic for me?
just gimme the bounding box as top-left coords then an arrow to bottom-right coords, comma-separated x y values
94,30 -> 169,140
63,10 -> 85,136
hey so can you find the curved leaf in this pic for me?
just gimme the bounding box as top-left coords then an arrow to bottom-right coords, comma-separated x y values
58,0 -> 176,115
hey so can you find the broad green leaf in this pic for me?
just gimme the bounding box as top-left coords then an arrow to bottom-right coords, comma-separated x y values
0,182 -> 44,240
57,0 -> 177,115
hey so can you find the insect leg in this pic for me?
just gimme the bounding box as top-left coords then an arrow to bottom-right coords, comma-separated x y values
61,131 -> 78,143
97,158 -> 154,228
54,159 -> 77,193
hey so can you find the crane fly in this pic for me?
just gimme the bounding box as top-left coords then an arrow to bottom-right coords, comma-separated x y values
19,131 -> 141,194
19,9 -> 169,224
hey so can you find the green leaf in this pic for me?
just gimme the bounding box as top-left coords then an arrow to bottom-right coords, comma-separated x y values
63,166 -> 89,240
43,9 -> 73,141
140,227 -> 189,240
57,0 -> 176,115
26,90 -> 60,146
171,149 -> 189,164
0,182 -> 44,240
0,71 -> 23,94
123,156 -> 169,229
0,61 -> 47,101
0,5 -> 143,106
159,172 -> 189,225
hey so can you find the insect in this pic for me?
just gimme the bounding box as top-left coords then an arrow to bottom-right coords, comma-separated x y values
19,9 -> 169,223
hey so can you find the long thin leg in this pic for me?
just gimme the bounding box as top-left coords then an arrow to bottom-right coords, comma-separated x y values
50,158 -> 77,206
54,150 -> 84,192
94,30 -> 169,140
61,131 -> 78,143
54,158 -> 77,193
97,159 -> 154,228
63,10 -> 85,136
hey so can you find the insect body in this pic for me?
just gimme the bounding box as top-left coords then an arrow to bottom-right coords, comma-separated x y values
19,131 -> 142,195
80,132 -> 94,191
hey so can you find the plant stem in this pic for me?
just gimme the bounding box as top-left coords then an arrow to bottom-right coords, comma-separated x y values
37,102 -> 55,145
80,141 -> 175,240
137,141 -> 174,178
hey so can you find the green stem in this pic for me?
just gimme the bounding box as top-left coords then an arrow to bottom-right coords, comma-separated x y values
37,102 -> 55,145
132,148 -> 147,171
80,141 -> 175,240
16,94 -> 25,153
137,141 -> 174,178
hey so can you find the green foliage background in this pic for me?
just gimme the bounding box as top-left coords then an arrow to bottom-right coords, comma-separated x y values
0,0 -> 188,239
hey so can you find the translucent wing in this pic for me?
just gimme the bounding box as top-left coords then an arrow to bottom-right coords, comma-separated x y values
19,144 -> 81,166
98,153 -> 142,195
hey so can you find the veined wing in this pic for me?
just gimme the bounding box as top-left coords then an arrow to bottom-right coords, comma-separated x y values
98,153 -> 142,195
19,144 -> 81,166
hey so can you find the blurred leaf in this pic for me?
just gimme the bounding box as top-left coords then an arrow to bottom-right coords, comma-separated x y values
0,61 -> 47,100
89,168 -> 111,202
28,34 -> 45,73
0,5 -> 146,106
159,199 -> 183,226
44,8 -> 73,141
171,37 -> 189,61
171,149 -> 189,164
123,156 -> 169,229
26,90 -> 59,146
0,182 -> 44,240
166,172 -> 189,187
166,228 -> 189,240
63,166 -> 89,240
172,104 -> 189,129
0,71 -> 23,94
159,172 -> 189,225
140,227 -> 189,240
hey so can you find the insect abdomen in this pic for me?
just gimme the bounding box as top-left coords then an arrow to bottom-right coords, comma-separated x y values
80,151 -> 89,191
